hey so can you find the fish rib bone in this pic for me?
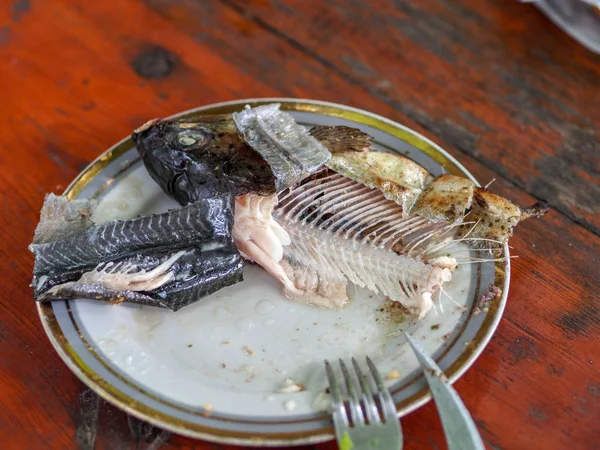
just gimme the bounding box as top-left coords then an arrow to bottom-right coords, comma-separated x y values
79,250 -> 187,291
278,217 -> 450,317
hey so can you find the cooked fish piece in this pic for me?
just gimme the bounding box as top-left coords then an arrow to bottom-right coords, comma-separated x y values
310,125 -> 549,253
455,189 -> 548,248
132,114 -> 275,204
30,195 -> 234,275
410,174 -> 475,224
326,150 -> 431,213
232,193 -> 294,292
279,257 -> 348,309
132,103 -> 331,205
32,194 -> 97,244
30,194 -> 244,310
238,126 -> 548,315
38,247 -> 243,311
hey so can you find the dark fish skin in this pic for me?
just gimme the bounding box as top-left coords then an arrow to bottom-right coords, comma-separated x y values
38,248 -> 244,311
30,195 -> 246,310
30,196 -> 233,276
149,249 -> 243,310
132,115 -> 276,206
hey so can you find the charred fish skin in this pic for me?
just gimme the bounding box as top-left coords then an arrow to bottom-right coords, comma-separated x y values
132,115 -> 277,205
149,249 -> 244,311
309,125 -> 373,153
30,195 -> 235,276
30,193 -> 246,310
38,247 -> 244,311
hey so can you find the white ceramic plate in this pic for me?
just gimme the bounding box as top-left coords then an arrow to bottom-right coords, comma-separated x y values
37,99 -> 509,446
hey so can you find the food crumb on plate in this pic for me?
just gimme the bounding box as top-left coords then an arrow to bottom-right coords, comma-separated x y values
283,399 -> 297,411
386,369 -> 401,381
203,403 -> 213,417
277,378 -> 305,393
313,391 -> 330,411
221,340 -> 230,345
243,345 -> 254,356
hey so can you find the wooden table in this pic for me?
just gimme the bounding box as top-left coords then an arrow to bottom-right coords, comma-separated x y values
1,1 -> 599,449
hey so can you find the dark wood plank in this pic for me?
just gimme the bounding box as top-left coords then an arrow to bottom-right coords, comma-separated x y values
0,1 -> 598,449
225,0 -> 600,236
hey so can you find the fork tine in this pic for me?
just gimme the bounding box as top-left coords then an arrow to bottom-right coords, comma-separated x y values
351,357 -> 381,424
366,356 -> 397,422
339,359 -> 365,426
324,359 -> 349,428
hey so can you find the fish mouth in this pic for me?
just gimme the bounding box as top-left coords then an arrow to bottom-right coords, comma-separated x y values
132,118 -> 162,140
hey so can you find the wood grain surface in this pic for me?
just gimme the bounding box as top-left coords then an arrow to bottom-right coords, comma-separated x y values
0,1 -> 598,449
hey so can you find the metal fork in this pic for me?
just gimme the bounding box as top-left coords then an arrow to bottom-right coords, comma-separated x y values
324,356 -> 403,450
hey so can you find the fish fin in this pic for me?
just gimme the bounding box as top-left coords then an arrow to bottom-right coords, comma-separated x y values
31,193 -> 97,245
522,200 -> 550,219
309,125 -> 373,153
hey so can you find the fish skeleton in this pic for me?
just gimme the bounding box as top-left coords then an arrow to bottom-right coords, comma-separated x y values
229,124 -> 548,317
30,104 -> 548,318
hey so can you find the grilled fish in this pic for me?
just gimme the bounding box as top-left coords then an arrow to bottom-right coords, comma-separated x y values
31,104 -> 548,318
30,194 -> 243,310
30,104 -> 331,310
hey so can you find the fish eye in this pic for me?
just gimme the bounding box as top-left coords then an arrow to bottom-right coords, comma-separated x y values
175,130 -> 209,150
178,135 -> 199,146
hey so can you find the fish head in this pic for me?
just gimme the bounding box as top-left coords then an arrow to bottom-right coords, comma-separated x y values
132,115 -> 276,204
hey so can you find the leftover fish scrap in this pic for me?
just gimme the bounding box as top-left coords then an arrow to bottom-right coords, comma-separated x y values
228,125 -> 547,316
30,103 -> 548,319
30,104 -> 329,309
30,194 -> 243,310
